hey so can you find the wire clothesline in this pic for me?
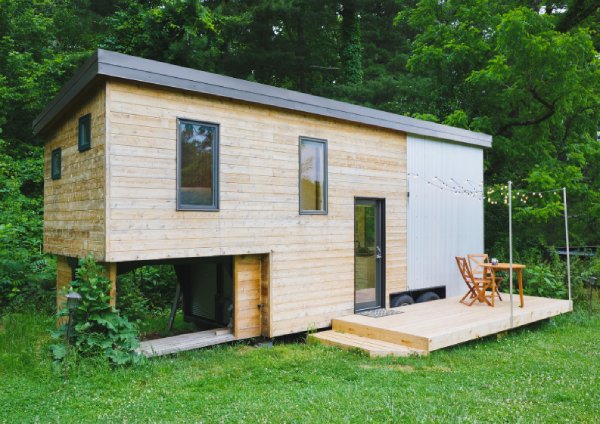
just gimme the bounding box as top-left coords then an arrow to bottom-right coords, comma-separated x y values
407,172 -> 565,203
410,171 -> 573,328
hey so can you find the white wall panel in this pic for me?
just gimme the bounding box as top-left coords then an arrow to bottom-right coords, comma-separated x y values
407,135 -> 484,297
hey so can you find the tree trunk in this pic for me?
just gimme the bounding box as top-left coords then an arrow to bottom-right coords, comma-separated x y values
340,0 -> 363,85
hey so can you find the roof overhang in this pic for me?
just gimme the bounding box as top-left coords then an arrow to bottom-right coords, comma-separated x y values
33,49 -> 492,148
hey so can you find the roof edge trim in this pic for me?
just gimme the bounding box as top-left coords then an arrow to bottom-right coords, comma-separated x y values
33,49 -> 492,148
33,51 -> 100,135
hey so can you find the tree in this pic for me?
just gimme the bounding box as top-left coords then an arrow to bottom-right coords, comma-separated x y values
339,0 -> 364,85
398,1 -> 599,252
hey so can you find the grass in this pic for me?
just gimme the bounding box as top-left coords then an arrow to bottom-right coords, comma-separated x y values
0,309 -> 598,423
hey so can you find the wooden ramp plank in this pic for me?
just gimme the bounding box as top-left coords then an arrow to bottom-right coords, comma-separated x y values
138,328 -> 234,357
309,330 -> 427,358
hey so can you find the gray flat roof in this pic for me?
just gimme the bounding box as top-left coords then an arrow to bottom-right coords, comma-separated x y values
33,49 -> 492,148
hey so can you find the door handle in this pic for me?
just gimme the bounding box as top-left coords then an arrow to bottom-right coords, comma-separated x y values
376,246 -> 382,260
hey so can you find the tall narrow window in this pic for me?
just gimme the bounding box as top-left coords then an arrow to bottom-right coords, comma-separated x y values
51,148 -> 61,180
299,137 -> 327,214
177,119 -> 219,210
78,113 -> 91,152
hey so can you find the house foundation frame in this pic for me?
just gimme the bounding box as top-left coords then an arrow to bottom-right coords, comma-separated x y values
55,253 -> 271,339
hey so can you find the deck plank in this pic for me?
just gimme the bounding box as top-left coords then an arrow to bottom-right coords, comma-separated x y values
324,295 -> 571,354
309,330 -> 426,357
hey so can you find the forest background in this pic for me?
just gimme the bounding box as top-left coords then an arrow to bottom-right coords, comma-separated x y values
1,0 -> 598,312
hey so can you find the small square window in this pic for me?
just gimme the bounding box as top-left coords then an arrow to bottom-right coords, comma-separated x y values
78,113 -> 91,152
51,148 -> 61,180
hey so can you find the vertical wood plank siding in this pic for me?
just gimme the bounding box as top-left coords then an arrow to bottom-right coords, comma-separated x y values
260,254 -> 271,337
233,255 -> 263,339
43,85 -> 106,260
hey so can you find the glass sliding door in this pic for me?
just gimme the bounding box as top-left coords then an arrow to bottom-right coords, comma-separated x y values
354,198 -> 385,311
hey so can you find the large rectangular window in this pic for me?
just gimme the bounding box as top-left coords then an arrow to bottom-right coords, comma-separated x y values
299,137 -> 327,214
177,119 -> 219,210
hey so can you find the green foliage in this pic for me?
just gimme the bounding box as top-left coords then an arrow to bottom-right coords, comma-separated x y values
2,310 -> 599,421
117,265 -> 177,321
102,0 -> 220,72
0,0 -> 598,315
50,255 -> 142,366
339,0 -> 364,85
523,264 -> 567,299
0,141 -> 54,312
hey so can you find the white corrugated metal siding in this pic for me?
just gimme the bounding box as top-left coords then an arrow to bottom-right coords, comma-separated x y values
407,135 -> 484,297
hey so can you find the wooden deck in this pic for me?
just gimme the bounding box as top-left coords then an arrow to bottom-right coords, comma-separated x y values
310,295 -> 572,357
138,328 -> 234,357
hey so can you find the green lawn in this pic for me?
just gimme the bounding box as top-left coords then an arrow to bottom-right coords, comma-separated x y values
0,310 -> 598,423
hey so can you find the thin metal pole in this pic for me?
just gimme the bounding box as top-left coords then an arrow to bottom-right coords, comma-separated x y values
167,282 -> 181,332
64,312 -> 72,383
589,277 -> 596,317
563,187 -> 572,306
508,181 -> 514,328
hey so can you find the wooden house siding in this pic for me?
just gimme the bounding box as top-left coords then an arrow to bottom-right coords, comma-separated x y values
43,85 -> 107,260
233,254 -> 264,339
104,80 -> 407,335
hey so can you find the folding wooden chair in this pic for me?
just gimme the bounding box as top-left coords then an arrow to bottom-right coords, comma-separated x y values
468,254 -> 503,301
455,256 -> 493,306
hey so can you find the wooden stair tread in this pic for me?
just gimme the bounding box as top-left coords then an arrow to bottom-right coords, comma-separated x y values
309,330 -> 426,357
332,318 -> 430,351
138,328 -> 234,357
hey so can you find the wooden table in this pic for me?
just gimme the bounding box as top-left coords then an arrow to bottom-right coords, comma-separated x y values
483,263 -> 526,307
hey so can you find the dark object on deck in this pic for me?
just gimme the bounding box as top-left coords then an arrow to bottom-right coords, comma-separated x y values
390,286 -> 446,308
416,291 -> 441,303
391,294 -> 414,307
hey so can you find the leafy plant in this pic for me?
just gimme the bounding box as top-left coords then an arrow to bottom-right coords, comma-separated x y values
523,264 -> 567,299
117,265 -> 177,321
50,255 -> 142,366
0,142 -> 55,313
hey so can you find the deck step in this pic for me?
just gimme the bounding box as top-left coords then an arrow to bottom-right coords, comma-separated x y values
138,328 -> 234,357
309,330 -> 427,357
332,317 -> 431,351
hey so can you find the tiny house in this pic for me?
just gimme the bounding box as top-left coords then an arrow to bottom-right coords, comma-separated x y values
34,50 -> 492,341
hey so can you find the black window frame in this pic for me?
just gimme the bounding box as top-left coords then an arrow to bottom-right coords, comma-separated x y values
298,136 -> 328,215
176,118 -> 220,211
51,147 -> 62,180
78,113 -> 92,152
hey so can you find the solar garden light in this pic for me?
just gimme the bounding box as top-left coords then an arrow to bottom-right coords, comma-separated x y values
64,291 -> 82,382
